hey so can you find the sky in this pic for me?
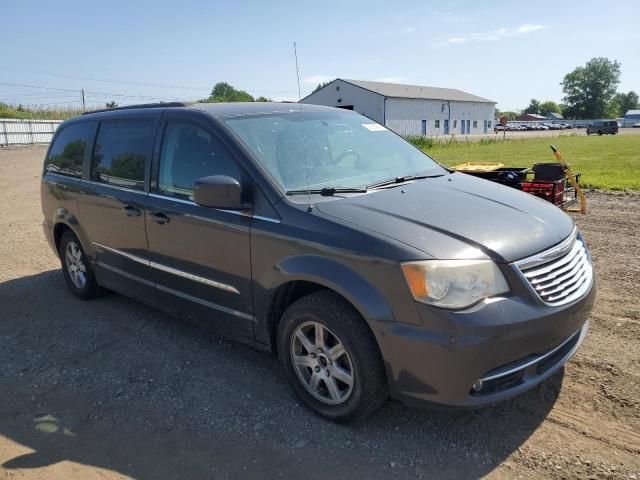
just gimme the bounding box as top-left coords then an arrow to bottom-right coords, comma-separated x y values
2,0 -> 639,111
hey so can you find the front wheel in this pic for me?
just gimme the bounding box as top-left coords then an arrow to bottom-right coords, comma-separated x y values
278,291 -> 387,423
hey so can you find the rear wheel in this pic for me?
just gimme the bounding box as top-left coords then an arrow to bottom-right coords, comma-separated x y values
278,291 -> 387,423
59,230 -> 101,299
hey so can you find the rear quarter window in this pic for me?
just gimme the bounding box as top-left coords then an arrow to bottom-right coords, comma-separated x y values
91,120 -> 154,191
44,122 -> 96,178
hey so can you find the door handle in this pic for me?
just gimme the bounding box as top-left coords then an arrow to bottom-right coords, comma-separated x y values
150,211 -> 171,225
122,205 -> 142,217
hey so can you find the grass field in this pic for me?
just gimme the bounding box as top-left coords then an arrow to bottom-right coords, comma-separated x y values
412,134 -> 640,191
0,102 -> 84,120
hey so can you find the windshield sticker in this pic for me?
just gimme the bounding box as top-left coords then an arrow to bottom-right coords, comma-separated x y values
362,123 -> 387,132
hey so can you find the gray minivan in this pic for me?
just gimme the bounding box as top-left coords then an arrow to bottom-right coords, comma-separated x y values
586,120 -> 618,135
41,102 -> 595,422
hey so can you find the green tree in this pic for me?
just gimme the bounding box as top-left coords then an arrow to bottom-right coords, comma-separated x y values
255,96 -> 271,102
312,81 -> 332,94
105,101 -> 118,109
561,57 -> 621,119
613,91 -> 639,116
496,110 -> 518,121
539,100 -> 562,117
523,99 -> 541,115
202,82 -> 255,103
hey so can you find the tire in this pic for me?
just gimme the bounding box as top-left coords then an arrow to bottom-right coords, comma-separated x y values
278,291 -> 388,423
59,230 -> 101,300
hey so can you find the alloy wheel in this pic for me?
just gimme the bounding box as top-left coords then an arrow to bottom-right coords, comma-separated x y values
65,241 -> 87,289
290,321 -> 355,405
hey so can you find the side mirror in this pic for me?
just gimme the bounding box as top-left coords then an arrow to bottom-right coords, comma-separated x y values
193,175 -> 245,210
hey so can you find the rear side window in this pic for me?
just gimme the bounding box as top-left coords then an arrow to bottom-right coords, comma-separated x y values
157,122 -> 240,200
91,120 -> 154,191
45,122 -> 96,177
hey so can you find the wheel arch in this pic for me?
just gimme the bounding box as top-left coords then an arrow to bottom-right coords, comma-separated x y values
259,255 -> 394,356
50,208 -> 92,259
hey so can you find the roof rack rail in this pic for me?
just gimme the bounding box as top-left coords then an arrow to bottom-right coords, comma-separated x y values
82,101 -> 192,115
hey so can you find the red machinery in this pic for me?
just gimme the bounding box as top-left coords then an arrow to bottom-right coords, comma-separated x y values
452,145 -> 587,213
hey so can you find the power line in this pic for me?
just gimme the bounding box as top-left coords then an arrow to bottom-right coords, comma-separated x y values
0,80 -> 81,93
0,78 -> 298,97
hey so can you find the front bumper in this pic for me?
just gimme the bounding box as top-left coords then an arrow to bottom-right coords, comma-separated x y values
375,278 -> 595,408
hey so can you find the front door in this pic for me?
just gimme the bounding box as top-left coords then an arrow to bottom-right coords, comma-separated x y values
466,120 -> 471,134
461,120 -> 466,135
444,119 -> 449,135
145,115 -> 254,338
483,120 -> 488,134
78,117 -> 157,302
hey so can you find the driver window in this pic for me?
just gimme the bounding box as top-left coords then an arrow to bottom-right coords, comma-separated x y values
158,123 -> 240,200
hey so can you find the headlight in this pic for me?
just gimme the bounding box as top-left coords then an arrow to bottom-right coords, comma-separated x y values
401,260 -> 509,309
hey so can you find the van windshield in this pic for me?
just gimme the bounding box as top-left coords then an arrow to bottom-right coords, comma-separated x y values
222,110 -> 445,192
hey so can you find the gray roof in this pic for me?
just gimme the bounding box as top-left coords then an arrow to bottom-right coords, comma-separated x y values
548,112 -> 564,119
625,110 -> 640,116
75,102 -> 337,124
341,79 -> 496,103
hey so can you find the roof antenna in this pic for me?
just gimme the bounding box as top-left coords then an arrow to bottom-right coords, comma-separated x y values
294,41 -> 313,213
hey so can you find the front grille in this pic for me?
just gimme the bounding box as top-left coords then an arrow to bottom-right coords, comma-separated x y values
518,233 -> 593,306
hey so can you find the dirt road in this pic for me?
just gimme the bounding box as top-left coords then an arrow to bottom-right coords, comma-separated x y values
0,146 -> 638,479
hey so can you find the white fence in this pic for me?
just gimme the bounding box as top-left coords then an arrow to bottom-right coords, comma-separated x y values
0,118 -> 62,146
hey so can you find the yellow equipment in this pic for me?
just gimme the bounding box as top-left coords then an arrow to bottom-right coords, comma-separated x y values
549,144 -> 587,214
452,162 -> 504,172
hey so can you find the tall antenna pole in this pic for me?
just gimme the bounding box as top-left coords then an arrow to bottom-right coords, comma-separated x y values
294,42 -> 302,101
293,42 -> 312,212
81,89 -> 86,112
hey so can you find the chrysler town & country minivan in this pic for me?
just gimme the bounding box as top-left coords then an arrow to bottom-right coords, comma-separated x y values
41,102 -> 595,422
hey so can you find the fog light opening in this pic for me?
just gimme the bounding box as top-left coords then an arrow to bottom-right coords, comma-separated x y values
472,380 -> 484,393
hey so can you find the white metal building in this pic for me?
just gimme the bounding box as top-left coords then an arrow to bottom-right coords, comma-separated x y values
622,110 -> 640,127
300,79 -> 497,136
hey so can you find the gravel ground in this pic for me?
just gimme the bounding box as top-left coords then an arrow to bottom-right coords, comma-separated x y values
0,146 -> 638,480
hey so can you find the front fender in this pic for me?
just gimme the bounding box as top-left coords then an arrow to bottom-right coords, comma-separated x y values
255,255 -> 395,338
278,255 -> 394,322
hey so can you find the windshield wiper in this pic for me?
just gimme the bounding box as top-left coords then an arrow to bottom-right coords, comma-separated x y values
367,173 -> 445,190
286,187 -> 368,197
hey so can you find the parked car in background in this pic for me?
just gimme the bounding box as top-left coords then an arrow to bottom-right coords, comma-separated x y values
586,121 -> 618,135
41,102 -> 595,422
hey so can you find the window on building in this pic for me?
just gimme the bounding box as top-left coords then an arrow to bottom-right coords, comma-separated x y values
158,123 -> 241,200
45,122 -> 96,178
336,85 -> 340,91
91,120 -> 153,191
435,120 -> 440,128
453,120 -> 457,128
488,121 -> 492,128
473,120 -> 478,128
421,119 -> 427,136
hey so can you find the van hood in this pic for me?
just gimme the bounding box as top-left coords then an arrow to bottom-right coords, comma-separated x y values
315,172 -> 575,262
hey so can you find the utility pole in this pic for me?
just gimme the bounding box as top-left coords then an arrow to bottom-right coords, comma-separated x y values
81,89 -> 86,112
